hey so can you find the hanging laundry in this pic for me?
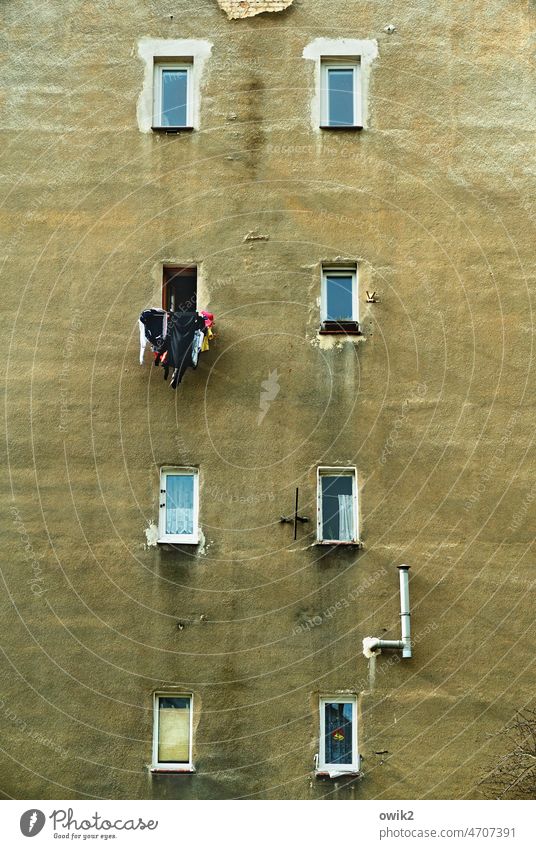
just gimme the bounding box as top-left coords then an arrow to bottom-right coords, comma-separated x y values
138,307 -> 216,390
139,308 -> 168,364
157,311 -> 206,389
200,310 -> 214,328
200,311 -> 215,353
201,328 -> 212,353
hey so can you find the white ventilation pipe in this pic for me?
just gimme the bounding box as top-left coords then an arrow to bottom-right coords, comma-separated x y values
363,565 -> 412,659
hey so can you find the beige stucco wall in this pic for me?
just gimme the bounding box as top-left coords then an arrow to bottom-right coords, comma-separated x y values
1,0 -> 535,799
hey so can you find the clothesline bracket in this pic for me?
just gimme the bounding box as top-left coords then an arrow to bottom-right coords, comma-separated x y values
280,488 -> 309,540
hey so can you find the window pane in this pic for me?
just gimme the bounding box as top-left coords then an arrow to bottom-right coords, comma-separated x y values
326,275 -> 354,320
161,69 -> 188,127
321,475 -> 354,541
158,697 -> 190,763
166,474 -> 194,535
328,68 -> 354,127
324,701 -> 353,765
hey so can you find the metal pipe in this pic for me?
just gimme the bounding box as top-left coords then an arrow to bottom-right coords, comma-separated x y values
398,564 -> 412,658
362,565 -> 412,659
397,564 -> 411,658
374,639 -> 404,650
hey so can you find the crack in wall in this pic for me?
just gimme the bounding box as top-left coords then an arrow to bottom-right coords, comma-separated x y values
216,0 -> 293,20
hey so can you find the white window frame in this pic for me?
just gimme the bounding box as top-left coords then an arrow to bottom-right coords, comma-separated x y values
152,692 -> 194,772
320,58 -> 362,128
153,61 -> 194,129
318,695 -> 360,775
316,466 -> 359,544
321,265 -> 359,324
158,467 -> 199,545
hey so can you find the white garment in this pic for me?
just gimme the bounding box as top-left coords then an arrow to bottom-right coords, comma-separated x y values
139,319 -> 147,365
338,494 -> 354,541
139,310 -> 168,365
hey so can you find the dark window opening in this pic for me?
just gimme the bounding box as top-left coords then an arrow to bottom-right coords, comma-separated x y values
320,474 -> 355,542
163,265 -> 197,312
324,701 -> 354,765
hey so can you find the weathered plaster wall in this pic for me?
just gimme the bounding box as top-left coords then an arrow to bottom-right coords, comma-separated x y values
1,0 -> 535,800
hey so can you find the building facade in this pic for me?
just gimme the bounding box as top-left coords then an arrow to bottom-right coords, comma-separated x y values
1,0 -> 535,799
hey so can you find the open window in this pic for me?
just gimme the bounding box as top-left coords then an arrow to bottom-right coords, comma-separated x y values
139,266 -> 215,390
162,265 -> 197,313
320,58 -> 362,129
317,467 -> 359,544
320,264 -> 359,333
152,60 -> 193,130
152,693 -> 194,772
317,696 -> 360,777
158,467 -> 199,544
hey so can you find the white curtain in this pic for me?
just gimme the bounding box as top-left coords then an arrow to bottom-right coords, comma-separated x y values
338,494 -> 354,541
158,702 -> 190,763
166,475 -> 194,535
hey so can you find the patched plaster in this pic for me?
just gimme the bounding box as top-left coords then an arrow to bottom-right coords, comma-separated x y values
137,38 -> 213,133
302,37 -> 379,131
144,523 -> 159,547
216,0 -> 293,19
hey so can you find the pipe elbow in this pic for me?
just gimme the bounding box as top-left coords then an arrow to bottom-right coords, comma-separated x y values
362,636 -> 381,658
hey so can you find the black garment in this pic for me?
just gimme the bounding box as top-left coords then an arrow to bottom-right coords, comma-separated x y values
140,309 -> 167,348
158,311 -> 205,388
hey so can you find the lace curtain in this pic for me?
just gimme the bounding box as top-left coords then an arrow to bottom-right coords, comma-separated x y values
338,494 -> 354,541
166,475 -> 194,535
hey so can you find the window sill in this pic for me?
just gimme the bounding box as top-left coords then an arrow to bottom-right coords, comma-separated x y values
319,321 -> 361,335
315,768 -> 362,779
157,538 -> 199,546
319,328 -> 362,336
319,125 -> 363,131
151,766 -> 195,774
315,540 -> 363,548
151,126 -> 194,133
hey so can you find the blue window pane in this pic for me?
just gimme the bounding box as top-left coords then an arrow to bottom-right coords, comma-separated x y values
324,702 -> 353,765
166,474 -> 194,535
326,275 -> 354,320
328,68 -> 354,127
161,70 -> 188,127
321,475 -> 354,541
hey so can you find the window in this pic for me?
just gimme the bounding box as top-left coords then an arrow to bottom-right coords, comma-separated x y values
158,467 -> 199,544
162,265 -> 197,312
153,61 -> 193,129
320,59 -> 361,128
320,265 -> 359,332
303,38 -> 377,132
318,696 -> 359,775
317,467 -> 359,544
152,693 -> 194,772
